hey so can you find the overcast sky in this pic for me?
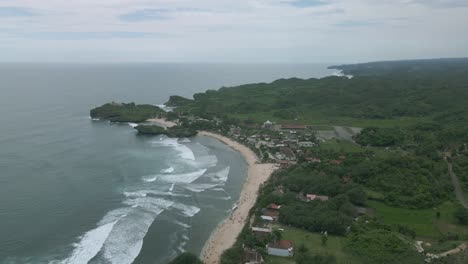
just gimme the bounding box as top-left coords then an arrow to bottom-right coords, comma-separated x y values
1,0 -> 467,63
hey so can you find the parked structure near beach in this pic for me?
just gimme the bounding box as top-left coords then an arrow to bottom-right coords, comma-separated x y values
267,240 -> 294,257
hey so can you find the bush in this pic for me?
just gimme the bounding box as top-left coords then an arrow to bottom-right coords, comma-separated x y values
454,207 -> 468,225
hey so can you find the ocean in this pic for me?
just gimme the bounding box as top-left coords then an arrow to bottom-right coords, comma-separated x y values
0,63 -> 335,264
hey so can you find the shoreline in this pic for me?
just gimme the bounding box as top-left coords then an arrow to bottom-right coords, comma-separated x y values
198,131 -> 277,264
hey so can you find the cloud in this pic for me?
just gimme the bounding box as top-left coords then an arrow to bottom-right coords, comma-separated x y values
287,0 -> 329,8
16,31 -> 163,40
0,6 -> 36,17
408,0 -> 468,8
334,19 -> 383,28
119,8 -> 170,22
0,0 -> 467,62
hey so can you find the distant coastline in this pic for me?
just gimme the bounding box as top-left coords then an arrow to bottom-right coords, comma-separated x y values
197,131 -> 277,264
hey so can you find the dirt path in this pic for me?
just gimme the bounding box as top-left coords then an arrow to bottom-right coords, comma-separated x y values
445,154 -> 468,209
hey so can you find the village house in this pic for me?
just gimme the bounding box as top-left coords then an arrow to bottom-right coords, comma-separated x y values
252,226 -> 272,241
229,127 -> 242,138
267,240 -> 294,257
252,226 -> 272,234
298,141 -> 315,148
267,203 -> 281,210
262,120 -> 274,130
261,209 -> 280,222
280,147 -> 296,161
306,194 -> 329,202
243,248 -> 265,264
278,160 -> 291,169
306,157 -> 322,163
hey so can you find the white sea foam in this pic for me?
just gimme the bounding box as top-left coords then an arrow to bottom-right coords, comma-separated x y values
191,154 -> 218,168
123,189 -> 190,198
161,167 -> 174,173
59,221 -> 117,264
60,196 -> 174,264
159,169 -> 207,183
128,122 -> 139,128
177,241 -> 186,253
171,203 -> 201,217
142,175 -> 157,182
152,138 -> 195,160
123,191 -> 147,198
182,183 -> 219,193
207,166 -> 230,183
156,104 -> 174,112
169,183 -> 175,192
333,71 -> 353,79
143,169 -> 207,184
179,138 -> 191,143
173,220 -> 190,229
98,198 -> 174,263
123,197 -> 174,212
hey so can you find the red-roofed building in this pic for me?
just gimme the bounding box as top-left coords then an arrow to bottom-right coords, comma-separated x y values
267,240 -> 294,257
267,203 -> 281,210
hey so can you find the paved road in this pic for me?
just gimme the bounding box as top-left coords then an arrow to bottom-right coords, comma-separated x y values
445,155 -> 468,209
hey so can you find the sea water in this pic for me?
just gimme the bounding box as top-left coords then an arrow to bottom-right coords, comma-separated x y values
0,63 -> 334,263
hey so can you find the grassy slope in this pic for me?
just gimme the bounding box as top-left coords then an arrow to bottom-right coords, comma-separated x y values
368,200 -> 468,240
265,226 -> 360,264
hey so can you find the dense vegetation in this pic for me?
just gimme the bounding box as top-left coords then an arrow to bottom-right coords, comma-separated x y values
346,229 -> 421,264
170,59 -> 468,123
212,59 -> 468,264
165,95 -> 194,107
168,253 -> 203,264
91,59 -> 468,264
90,102 -> 163,122
135,125 -> 197,138
354,127 -> 404,147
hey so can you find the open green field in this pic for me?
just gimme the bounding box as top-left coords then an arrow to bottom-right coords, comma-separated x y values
368,200 -> 468,240
264,226 -> 360,264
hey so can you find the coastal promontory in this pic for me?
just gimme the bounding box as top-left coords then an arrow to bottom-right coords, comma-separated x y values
90,102 -> 163,122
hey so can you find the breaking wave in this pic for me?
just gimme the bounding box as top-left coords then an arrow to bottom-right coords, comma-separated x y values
171,203 -> 201,217
152,138 -> 195,160
59,221 -> 117,264
161,167 -> 174,173
142,169 -> 207,184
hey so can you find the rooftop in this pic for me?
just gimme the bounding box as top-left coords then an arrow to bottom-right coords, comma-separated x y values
268,240 -> 294,250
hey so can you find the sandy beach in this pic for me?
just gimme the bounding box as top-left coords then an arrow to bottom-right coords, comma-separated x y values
146,118 -> 177,128
198,131 -> 277,264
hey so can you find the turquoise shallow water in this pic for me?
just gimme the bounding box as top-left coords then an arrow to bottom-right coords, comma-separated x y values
0,63 -> 334,264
